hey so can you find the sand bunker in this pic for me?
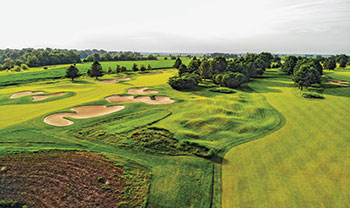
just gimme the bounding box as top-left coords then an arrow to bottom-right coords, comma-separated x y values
99,78 -> 130,84
44,105 -> 125,126
106,95 -> 175,105
326,80 -> 350,87
10,91 -> 44,99
127,87 -> 158,94
32,92 -> 67,101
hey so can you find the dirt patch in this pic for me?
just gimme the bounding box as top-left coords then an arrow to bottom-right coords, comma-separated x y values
32,92 -> 67,101
99,78 -> 130,84
0,151 -> 128,208
10,91 -> 44,99
326,80 -> 350,87
127,87 -> 158,94
106,95 -> 175,105
44,105 -> 125,126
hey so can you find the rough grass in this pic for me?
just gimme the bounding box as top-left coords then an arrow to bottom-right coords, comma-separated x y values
0,69 -> 212,207
222,69 -> 350,208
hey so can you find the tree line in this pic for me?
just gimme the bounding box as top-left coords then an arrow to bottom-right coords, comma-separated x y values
65,61 -> 154,81
169,52 -> 275,90
281,54 -> 350,90
0,48 -> 156,71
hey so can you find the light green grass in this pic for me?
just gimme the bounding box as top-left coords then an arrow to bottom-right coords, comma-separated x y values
222,70 -> 350,208
0,58 -> 191,86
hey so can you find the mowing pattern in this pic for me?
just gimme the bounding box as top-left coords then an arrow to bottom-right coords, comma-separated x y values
0,151 -> 126,208
222,74 -> 350,208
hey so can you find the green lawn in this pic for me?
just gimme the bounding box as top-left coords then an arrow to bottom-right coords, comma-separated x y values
222,70 -> 350,207
0,65 -> 349,207
0,58 -> 191,86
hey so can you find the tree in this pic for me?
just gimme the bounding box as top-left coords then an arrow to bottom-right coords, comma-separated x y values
147,64 -> 152,71
88,61 -> 104,79
281,56 -> 298,75
199,59 -> 213,79
324,57 -> 336,70
140,64 -> 146,71
65,64 -> 81,81
187,57 -> 201,73
107,67 -> 112,74
178,64 -> 188,76
220,72 -> 248,88
3,58 -> 15,69
211,56 -> 227,74
173,57 -> 182,69
336,54 -> 348,67
258,52 -> 274,69
312,60 -> 323,75
121,66 -> 127,72
132,63 -> 139,72
168,75 -> 198,91
293,64 -> 320,90
92,53 -> 101,61
116,65 -> 121,73
253,57 -> 266,76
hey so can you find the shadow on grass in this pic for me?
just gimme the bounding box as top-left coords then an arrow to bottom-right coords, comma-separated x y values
323,86 -> 350,98
72,80 -> 93,84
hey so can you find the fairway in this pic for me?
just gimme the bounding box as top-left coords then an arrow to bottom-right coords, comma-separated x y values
222,70 -> 350,207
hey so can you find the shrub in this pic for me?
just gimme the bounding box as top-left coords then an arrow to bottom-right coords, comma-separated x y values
21,64 -> 29,70
43,66 -> 48,70
107,67 -> 113,74
13,65 -> 21,72
140,64 -> 146,71
302,92 -> 324,99
221,72 -> 248,88
168,75 -> 198,90
213,74 -> 223,84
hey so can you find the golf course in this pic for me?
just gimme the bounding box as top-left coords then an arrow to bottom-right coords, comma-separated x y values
0,54 -> 349,207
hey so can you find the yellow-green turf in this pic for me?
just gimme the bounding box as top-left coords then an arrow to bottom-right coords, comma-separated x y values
222,69 -> 350,208
1,66 -> 349,207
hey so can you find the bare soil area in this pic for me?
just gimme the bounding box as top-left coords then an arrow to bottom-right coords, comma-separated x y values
0,151 -> 126,208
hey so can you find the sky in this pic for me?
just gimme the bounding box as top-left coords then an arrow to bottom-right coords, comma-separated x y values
0,0 -> 349,54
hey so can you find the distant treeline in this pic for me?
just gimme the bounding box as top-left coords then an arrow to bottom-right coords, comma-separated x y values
0,48 -> 157,70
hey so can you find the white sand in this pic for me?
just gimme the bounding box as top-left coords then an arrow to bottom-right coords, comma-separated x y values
44,105 -> 125,126
32,92 -> 67,101
127,87 -> 158,94
10,91 -> 44,99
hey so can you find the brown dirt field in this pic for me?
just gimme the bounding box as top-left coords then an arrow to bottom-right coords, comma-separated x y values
99,78 -> 130,84
32,92 -> 67,101
106,95 -> 175,105
0,151 -> 126,208
127,87 -> 158,94
44,105 -> 125,126
10,91 -> 44,99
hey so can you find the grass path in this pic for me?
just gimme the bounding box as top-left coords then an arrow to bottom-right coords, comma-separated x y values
222,73 -> 350,207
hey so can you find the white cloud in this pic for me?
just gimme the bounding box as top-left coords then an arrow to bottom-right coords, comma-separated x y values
0,0 -> 349,54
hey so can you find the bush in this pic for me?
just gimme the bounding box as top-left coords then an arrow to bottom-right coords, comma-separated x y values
168,75 -> 198,90
43,66 -> 48,70
107,67 -> 113,74
221,72 -> 248,88
140,64 -> 146,71
13,65 -> 21,72
213,74 -> 223,84
21,64 -> 29,70
302,92 -> 324,99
